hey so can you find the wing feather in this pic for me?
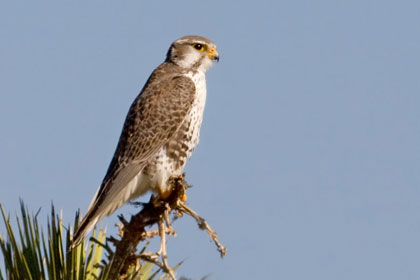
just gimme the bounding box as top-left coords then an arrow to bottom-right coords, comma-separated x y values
71,63 -> 196,247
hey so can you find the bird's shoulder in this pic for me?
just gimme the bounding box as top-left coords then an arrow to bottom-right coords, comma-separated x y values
139,62 -> 196,98
100,62 -> 197,187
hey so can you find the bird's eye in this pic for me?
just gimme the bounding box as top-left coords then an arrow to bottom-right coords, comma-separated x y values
193,43 -> 205,51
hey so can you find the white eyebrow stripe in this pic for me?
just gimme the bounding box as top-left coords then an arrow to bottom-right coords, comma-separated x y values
175,39 -> 209,45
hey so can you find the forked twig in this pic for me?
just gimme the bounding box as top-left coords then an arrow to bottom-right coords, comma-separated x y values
177,202 -> 227,258
157,215 -> 176,279
106,175 -> 226,280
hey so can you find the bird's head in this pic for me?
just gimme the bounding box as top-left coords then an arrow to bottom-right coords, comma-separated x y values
166,35 -> 219,72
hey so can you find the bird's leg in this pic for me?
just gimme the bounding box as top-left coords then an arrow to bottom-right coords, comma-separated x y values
157,187 -> 187,202
157,189 -> 172,200
157,174 -> 189,203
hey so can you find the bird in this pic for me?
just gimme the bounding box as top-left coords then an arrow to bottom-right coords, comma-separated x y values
70,35 -> 219,248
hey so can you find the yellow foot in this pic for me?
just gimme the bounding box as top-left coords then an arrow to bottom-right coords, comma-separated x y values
158,190 -> 187,202
158,189 -> 172,200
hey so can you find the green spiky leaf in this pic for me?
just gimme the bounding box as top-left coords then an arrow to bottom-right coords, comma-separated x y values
0,201 -> 172,280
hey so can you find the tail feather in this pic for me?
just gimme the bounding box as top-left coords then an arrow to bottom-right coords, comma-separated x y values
70,169 -> 145,249
71,214 -> 100,248
70,186 -> 102,249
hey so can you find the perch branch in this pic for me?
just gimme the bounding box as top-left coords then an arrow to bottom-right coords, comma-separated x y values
177,202 -> 227,258
106,175 -> 226,280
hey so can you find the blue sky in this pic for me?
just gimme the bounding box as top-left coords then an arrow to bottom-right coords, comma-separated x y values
1,1 -> 420,279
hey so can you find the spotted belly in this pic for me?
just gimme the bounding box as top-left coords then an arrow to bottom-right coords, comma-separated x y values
132,70 -> 207,197
140,111 -> 203,195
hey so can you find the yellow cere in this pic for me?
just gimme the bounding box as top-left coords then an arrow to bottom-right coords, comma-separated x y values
208,47 -> 217,54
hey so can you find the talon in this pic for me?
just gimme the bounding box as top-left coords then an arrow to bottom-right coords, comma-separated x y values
181,193 -> 187,202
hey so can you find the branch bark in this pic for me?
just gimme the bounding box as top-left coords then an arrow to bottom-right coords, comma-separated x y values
106,175 -> 226,280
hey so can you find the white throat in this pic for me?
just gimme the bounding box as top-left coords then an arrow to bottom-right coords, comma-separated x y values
197,57 -> 214,72
175,52 -> 213,73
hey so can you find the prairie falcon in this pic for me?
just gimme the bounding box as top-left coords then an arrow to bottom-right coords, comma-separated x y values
71,35 -> 219,247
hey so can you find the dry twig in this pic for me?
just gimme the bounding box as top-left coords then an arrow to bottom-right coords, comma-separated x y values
177,202 -> 227,258
106,175 -> 226,280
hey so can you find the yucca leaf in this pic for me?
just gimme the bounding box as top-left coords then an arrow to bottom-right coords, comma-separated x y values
0,201 -> 174,280
1,204 -> 33,279
86,229 -> 106,279
16,201 -> 43,279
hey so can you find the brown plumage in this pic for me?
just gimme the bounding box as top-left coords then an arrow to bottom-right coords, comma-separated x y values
71,35 -> 219,247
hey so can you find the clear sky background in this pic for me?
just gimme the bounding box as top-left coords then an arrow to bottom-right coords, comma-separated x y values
1,1 -> 420,279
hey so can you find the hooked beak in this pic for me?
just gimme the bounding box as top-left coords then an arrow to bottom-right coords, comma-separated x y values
208,46 -> 219,62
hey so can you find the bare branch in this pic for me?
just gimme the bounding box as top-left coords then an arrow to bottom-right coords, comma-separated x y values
177,202 -> 227,258
106,175 -> 226,280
